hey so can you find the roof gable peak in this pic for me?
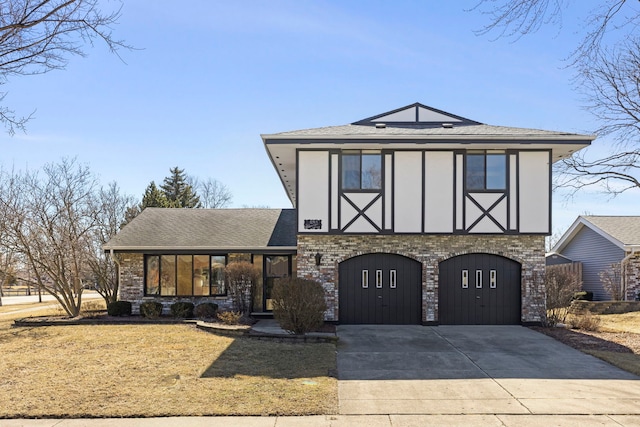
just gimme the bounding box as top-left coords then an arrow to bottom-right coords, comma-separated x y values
352,102 -> 482,129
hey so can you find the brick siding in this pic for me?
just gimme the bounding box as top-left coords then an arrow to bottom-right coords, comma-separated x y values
296,234 -> 546,324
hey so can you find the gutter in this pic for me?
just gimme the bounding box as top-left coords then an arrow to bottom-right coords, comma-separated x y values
621,246 -> 640,301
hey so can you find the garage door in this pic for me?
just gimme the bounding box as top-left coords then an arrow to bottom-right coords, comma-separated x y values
339,253 -> 421,324
439,253 -> 521,325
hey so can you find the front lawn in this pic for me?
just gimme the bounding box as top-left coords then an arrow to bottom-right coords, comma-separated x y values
0,308 -> 337,418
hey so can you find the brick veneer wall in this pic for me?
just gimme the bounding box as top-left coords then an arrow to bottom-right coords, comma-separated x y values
116,253 -> 233,315
625,253 -> 640,301
296,234 -> 546,324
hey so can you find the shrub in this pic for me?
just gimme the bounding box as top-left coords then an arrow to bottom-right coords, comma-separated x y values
225,261 -> 261,314
572,291 -> 594,301
194,302 -> 218,319
139,301 -> 164,319
170,302 -> 195,318
599,263 -> 624,300
570,312 -> 601,331
543,266 -> 582,327
107,301 -> 132,317
272,277 -> 327,335
217,310 -> 242,325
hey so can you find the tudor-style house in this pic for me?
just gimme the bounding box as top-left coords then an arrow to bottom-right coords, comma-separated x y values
262,103 -> 592,325
105,103 -> 594,325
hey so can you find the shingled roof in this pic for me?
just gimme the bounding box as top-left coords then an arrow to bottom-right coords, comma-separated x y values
552,216 -> 640,253
262,102 -> 595,206
103,208 -> 297,252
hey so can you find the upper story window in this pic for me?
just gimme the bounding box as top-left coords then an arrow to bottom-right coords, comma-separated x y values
466,151 -> 506,190
342,150 -> 382,190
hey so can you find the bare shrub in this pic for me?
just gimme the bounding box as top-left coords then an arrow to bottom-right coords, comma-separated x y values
225,261 -> 261,314
544,266 -> 582,327
599,263 -> 623,301
272,277 -> 327,335
570,312 -> 602,332
217,310 -> 242,325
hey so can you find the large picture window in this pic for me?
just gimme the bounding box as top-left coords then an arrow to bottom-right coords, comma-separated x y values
342,150 -> 382,190
466,152 -> 506,190
145,254 -> 227,296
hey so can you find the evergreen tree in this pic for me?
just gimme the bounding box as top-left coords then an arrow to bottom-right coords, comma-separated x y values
160,167 -> 201,208
141,181 -> 172,208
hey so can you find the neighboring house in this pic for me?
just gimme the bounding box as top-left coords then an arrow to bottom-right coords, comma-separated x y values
549,216 -> 640,301
105,102 -> 594,324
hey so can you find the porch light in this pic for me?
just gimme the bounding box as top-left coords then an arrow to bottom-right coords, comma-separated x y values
315,252 -> 323,266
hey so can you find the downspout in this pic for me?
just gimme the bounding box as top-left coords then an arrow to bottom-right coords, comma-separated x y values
109,249 -> 121,300
621,246 -> 640,301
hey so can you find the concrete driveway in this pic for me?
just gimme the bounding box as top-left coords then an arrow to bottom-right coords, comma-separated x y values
337,325 -> 640,416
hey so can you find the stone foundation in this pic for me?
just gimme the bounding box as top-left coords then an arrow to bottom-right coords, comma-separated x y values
296,234 -> 546,324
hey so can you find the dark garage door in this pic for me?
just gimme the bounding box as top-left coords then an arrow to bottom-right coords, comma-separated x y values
339,253 -> 422,324
439,253 -> 521,325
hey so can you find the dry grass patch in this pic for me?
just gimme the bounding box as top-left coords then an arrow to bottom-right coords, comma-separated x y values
0,321 -> 337,418
596,312 -> 640,334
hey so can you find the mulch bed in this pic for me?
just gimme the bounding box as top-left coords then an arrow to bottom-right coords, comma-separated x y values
532,326 -> 640,354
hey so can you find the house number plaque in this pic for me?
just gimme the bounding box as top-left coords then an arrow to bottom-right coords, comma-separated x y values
304,219 -> 322,230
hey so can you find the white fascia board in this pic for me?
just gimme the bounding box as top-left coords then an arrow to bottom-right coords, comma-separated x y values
261,133 -> 596,142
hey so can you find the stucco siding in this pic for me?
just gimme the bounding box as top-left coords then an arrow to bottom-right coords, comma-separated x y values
298,151 -> 329,233
560,226 -> 624,300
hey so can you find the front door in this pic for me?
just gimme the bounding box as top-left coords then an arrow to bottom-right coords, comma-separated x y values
339,253 -> 422,324
263,255 -> 290,311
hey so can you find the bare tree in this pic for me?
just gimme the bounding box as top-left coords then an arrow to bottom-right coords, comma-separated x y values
474,0 -> 640,195
599,262 -> 624,301
87,181 -> 136,305
225,261 -> 261,315
0,0 -> 130,134
0,159 -> 100,316
193,177 -> 232,209
543,266 -> 582,327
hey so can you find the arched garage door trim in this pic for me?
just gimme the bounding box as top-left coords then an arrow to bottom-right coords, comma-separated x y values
339,253 -> 422,324
438,253 -> 521,325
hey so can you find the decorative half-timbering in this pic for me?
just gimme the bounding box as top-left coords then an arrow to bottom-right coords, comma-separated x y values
263,102 -> 594,325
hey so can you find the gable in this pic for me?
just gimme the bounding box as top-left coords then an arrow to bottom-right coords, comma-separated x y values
351,102 -> 481,128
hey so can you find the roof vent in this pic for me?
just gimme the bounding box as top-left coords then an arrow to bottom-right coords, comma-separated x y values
442,123 -> 454,128
375,123 -> 386,129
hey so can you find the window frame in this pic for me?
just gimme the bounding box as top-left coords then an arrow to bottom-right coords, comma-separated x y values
144,254 -> 229,297
465,151 -> 507,191
341,150 -> 382,191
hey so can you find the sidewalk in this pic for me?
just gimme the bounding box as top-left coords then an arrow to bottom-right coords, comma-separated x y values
2,414 -> 640,426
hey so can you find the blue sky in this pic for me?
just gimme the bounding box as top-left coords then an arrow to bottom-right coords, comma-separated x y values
1,0 -> 637,236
